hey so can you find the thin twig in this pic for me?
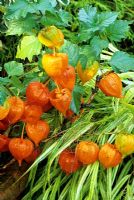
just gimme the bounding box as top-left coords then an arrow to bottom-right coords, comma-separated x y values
42,130 -> 66,143
21,123 -> 25,139
2,159 -> 15,169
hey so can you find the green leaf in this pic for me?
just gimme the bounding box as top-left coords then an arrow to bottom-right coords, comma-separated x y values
5,0 -> 55,20
0,5 -> 6,13
0,77 -> 11,85
0,90 -> 8,105
35,0 -> 55,14
50,0 -> 57,7
0,41 -> 2,50
70,85 -> 84,114
80,45 -> 98,65
97,12 -> 118,29
105,20 -> 130,42
60,40 -> 79,67
59,10 -> 72,25
4,61 -> 24,76
5,0 -> 35,20
11,76 -> 24,90
78,29 -> 94,42
57,0 -> 70,5
78,6 -> 97,23
111,175 -> 130,200
6,15 -> 36,36
90,36 -> 109,56
41,10 -> 71,27
78,54 -> 88,70
87,162 -> 99,200
16,35 -> 42,62
109,51 -> 134,72
78,7 -> 118,42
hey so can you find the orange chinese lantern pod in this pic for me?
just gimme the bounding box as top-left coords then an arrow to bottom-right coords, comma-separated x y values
65,109 -> 74,119
0,120 -> 9,130
50,88 -> 72,116
115,133 -> 134,156
0,100 -> 10,120
0,134 -> 10,152
41,100 -> 53,112
38,26 -> 64,49
24,148 -> 41,164
21,102 -> 43,123
9,138 -> 34,166
58,149 -> 81,174
54,66 -> 76,90
75,141 -> 99,165
77,61 -> 99,84
7,96 -> 25,124
42,53 -> 68,77
26,81 -> 50,106
97,72 -> 123,98
26,120 -> 50,146
98,143 -> 122,168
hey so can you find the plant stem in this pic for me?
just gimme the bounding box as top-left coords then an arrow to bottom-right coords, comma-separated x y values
4,126 -> 11,137
44,78 -> 50,86
21,123 -> 25,139
81,77 -> 99,108
42,130 -> 66,142
55,82 -> 61,93
53,47 -> 56,56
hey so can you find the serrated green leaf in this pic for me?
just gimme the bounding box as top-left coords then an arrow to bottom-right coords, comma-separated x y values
60,40 -> 79,66
16,35 -> 42,62
78,7 -> 118,42
109,51 -> 134,72
4,61 -> 24,76
5,0 -> 55,20
5,0 -> 35,20
70,85 -> 84,114
35,0 -> 55,13
78,6 -> 97,23
78,6 -> 99,41
97,12 -> 118,29
6,15 -> 36,36
105,20 -> 130,42
78,29 -> 94,42
90,36 -> 109,56
59,10 -> 72,25
41,10 -> 71,27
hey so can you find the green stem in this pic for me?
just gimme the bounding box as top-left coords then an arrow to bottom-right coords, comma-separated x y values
53,47 -> 56,56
